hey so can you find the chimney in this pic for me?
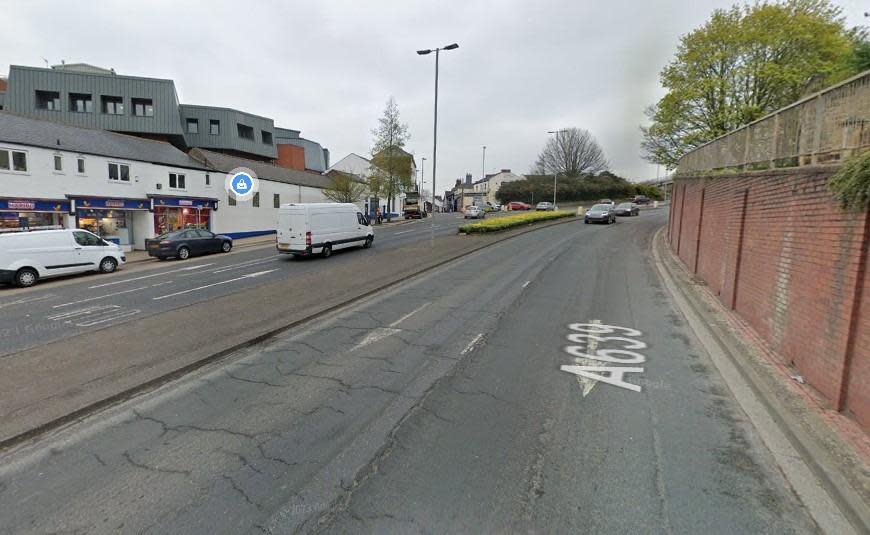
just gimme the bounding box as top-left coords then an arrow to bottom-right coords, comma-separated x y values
465,173 -> 472,185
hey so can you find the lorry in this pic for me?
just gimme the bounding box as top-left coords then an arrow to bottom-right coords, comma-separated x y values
403,191 -> 426,219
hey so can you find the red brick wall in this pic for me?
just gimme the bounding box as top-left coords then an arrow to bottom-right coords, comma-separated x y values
275,144 -> 306,171
670,168 -> 870,430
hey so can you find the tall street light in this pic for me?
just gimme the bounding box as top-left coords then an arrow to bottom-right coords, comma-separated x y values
547,129 -> 567,209
420,157 -> 427,210
417,42 -> 459,230
481,145 -> 486,181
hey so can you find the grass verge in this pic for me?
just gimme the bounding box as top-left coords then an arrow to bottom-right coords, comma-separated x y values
459,210 -> 574,233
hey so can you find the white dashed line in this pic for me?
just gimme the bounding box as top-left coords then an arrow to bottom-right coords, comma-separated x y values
52,286 -> 151,309
461,333 -> 484,355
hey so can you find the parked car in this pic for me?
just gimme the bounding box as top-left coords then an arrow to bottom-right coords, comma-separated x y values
507,201 -> 532,210
615,202 -> 639,216
464,206 -> 486,219
277,202 -> 373,258
632,195 -> 651,205
536,201 -> 555,211
584,204 -> 616,224
0,229 -> 126,287
146,229 -> 233,260
488,202 -> 502,211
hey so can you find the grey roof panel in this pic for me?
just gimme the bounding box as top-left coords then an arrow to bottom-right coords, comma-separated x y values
190,148 -> 332,189
0,111 -> 209,170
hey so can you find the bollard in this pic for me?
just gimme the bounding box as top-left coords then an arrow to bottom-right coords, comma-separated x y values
576,206 -> 584,216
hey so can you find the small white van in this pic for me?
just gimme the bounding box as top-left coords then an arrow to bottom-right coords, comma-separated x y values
276,203 -> 373,258
0,229 -> 126,287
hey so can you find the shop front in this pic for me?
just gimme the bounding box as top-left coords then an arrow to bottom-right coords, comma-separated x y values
149,195 -> 219,236
69,197 -> 149,251
0,198 -> 69,232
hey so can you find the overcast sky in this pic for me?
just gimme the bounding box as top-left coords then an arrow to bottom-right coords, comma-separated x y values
3,0 -> 868,195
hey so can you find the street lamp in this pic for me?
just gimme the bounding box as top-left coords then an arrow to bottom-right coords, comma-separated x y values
481,145 -> 486,181
417,42 -> 459,229
547,129 -> 567,209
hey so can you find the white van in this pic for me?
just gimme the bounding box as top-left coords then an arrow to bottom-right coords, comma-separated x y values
0,229 -> 126,287
276,203 -> 373,258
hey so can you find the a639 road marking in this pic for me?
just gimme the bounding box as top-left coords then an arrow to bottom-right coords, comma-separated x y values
560,320 -> 647,394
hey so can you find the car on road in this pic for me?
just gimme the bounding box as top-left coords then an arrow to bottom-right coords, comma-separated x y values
464,206 -> 486,219
632,195 -> 651,205
277,202 -> 373,258
145,229 -> 233,260
487,202 -> 501,211
507,201 -> 531,211
0,229 -> 125,287
584,204 -> 616,224
597,199 -> 616,210
615,202 -> 639,216
536,201 -> 555,211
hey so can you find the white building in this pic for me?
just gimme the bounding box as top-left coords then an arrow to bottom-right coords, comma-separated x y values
0,112 -> 333,250
328,149 -> 419,217
473,169 -> 525,204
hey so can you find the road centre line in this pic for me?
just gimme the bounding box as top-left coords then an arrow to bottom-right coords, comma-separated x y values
394,229 -> 417,235
389,303 -> 428,327
88,264 -> 213,289
152,269 -> 277,300
210,257 -> 280,274
52,286 -> 151,309
522,280 -> 531,288
461,333 -> 484,355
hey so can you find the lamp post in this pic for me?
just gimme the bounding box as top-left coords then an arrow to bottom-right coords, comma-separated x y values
481,145 -> 486,181
547,129 -> 567,209
417,43 -> 459,233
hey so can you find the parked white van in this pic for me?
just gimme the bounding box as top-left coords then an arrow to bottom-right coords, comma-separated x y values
276,203 -> 373,258
0,229 -> 126,287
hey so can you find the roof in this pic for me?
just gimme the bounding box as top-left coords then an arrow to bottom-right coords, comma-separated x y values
325,168 -> 367,184
189,148 -> 333,189
0,111 -> 209,170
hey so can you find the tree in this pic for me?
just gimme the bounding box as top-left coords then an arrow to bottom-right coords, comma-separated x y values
533,128 -> 608,177
322,171 -> 369,203
370,97 -> 411,218
641,0 -> 861,169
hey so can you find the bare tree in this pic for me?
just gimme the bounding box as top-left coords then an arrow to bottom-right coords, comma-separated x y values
533,128 -> 608,177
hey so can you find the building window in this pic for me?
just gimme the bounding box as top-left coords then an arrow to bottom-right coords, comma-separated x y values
209,120 -> 220,135
262,131 -> 273,145
77,157 -> 86,174
36,90 -> 61,111
186,118 -> 199,134
0,149 -> 28,172
228,195 -> 237,206
102,95 -> 124,115
205,173 -> 211,186
273,193 -> 280,208
69,93 -> 93,113
169,173 -> 186,189
53,154 -> 63,172
237,123 -> 254,140
132,98 -> 154,117
253,192 -> 260,207
108,162 -> 130,182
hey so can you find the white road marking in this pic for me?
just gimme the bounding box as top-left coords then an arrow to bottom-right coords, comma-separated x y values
461,333 -> 484,355
74,308 -> 141,327
0,294 -> 56,309
210,257 -> 279,274
152,269 -> 277,300
522,280 -> 531,288
150,281 -> 174,287
574,320 -> 601,397
351,327 -> 402,351
389,303 -> 428,327
88,264 -> 213,288
47,305 -> 118,321
51,286 -> 150,309
394,229 -> 416,235
560,320 -> 646,395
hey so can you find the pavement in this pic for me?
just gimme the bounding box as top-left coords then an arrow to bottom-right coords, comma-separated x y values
0,209 -> 834,534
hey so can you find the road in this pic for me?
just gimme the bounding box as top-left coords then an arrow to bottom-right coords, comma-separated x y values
0,214 -> 470,357
0,211 -> 819,534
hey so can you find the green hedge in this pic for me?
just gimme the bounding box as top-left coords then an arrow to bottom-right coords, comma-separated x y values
829,150 -> 870,209
459,211 -> 574,234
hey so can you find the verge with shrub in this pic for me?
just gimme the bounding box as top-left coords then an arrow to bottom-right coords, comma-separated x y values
458,210 -> 574,234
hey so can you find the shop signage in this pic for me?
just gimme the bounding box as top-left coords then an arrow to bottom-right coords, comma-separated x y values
105,200 -> 126,208
0,199 -> 69,212
179,199 -> 194,206
73,198 -> 149,210
150,196 -> 218,210
8,201 -> 35,210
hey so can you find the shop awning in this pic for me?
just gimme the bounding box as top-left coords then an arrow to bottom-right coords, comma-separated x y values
67,196 -> 150,210
147,194 -> 219,211
0,197 -> 70,212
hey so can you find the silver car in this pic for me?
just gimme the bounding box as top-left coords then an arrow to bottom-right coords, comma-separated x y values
584,203 -> 616,224
464,206 -> 485,219
536,201 -> 555,211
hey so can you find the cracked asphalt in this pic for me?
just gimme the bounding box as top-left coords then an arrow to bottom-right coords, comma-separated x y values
0,211 -> 819,534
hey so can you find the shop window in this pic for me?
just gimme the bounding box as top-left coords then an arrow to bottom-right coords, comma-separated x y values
108,162 -> 130,182
132,98 -> 154,117
228,195 -> 237,206
77,158 -> 86,174
53,154 -> 63,172
209,120 -> 220,135
253,192 -> 260,207
169,173 -> 186,189
36,90 -> 61,111
186,118 -> 199,134
273,193 -> 280,208
101,95 -> 124,115
69,93 -> 94,113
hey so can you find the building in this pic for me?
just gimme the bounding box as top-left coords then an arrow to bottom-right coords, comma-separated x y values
0,112 -> 333,249
328,148 -> 419,217
447,174 -> 479,212
471,169 -> 525,204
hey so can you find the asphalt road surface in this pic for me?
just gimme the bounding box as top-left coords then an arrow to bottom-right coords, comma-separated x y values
0,214 -> 471,357
0,211 -> 819,534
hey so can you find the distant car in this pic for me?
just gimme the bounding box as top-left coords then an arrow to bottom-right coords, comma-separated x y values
615,202 -> 639,216
598,199 -> 616,210
536,201 -> 555,211
632,195 -> 651,205
507,201 -> 531,210
146,229 -> 233,260
585,204 -> 616,224
489,203 -> 501,211
464,206 -> 486,219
